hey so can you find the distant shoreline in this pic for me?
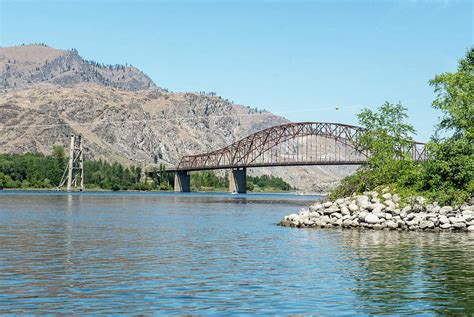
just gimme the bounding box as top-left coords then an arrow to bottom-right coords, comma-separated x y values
0,188 -> 320,195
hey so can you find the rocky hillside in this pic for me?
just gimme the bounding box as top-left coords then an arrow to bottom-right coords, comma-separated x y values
0,83 -> 286,163
1,44 -> 155,91
0,44 -> 355,191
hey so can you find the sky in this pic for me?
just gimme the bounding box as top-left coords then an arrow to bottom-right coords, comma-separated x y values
1,0 -> 472,141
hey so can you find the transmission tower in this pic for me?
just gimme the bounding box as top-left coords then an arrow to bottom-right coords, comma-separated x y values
59,134 -> 84,192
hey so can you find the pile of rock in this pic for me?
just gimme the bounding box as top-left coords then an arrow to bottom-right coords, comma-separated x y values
279,191 -> 474,232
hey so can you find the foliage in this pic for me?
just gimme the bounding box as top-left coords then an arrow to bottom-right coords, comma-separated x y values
330,102 -> 418,200
0,150 -> 154,191
356,101 -> 416,181
191,171 -> 228,191
0,151 -> 66,188
189,171 -> 293,192
247,175 -> 293,191
429,47 -> 474,141
151,164 -> 173,190
420,47 -> 474,204
331,48 -> 474,205
83,160 -> 151,190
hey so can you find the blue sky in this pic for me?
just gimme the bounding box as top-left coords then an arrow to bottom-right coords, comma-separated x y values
1,0 -> 472,141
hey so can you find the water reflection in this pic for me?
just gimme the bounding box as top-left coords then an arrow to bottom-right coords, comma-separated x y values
337,230 -> 474,315
0,191 -> 472,315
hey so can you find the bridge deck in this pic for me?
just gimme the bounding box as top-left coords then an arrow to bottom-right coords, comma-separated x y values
159,160 -> 365,173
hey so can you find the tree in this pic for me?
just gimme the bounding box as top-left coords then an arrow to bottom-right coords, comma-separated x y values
429,48 -> 474,141
330,102 -> 421,199
420,48 -> 474,204
51,145 -> 66,185
357,102 -> 417,185
358,102 -> 416,161
154,164 -> 171,190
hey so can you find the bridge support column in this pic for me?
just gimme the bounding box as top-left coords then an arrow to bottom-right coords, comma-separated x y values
229,168 -> 247,194
174,171 -> 190,192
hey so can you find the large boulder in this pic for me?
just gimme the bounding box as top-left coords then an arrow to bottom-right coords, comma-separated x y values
309,204 -> 323,212
342,219 -> 352,227
440,223 -> 452,229
462,210 -> 474,221
323,201 -> 333,208
453,222 -> 467,230
420,220 -> 434,230
439,206 -> 453,215
439,215 -> 450,224
324,207 -> 340,215
341,207 -> 350,215
320,215 -> 330,224
386,220 -> 398,229
348,204 -> 359,212
359,211 -> 368,221
365,213 -> 380,224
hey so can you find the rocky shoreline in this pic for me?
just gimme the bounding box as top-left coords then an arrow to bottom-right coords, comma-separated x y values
280,190 -> 474,232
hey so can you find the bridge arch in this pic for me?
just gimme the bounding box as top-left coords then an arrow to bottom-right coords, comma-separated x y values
178,122 -> 369,171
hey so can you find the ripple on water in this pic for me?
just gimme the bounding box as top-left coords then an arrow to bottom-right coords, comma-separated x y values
0,191 -> 473,315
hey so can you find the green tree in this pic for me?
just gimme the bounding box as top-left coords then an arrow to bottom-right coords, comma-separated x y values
420,48 -> 474,204
357,101 -> 416,169
429,48 -> 474,141
158,164 -> 171,190
331,102 -> 419,199
51,145 -> 66,185
247,175 -> 292,191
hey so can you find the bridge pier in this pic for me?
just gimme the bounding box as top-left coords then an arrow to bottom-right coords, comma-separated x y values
174,171 -> 190,192
229,168 -> 247,194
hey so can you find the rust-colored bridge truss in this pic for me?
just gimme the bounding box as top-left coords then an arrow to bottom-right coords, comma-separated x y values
170,122 -> 427,172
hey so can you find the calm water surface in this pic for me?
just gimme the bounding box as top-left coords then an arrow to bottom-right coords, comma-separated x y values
0,191 -> 473,315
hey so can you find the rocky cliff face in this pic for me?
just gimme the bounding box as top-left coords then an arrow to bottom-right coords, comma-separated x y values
0,44 -> 355,191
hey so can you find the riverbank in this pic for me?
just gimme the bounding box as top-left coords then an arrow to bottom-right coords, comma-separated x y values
279,189 -> 474,232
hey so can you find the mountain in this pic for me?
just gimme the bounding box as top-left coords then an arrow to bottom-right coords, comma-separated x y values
0,44 -> 354,191
1,44 -> 155,91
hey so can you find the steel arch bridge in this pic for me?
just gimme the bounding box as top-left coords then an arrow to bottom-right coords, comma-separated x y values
172,122 -> 427,172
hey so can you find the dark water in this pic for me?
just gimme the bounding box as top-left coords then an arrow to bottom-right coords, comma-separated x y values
0,191 -> 473,315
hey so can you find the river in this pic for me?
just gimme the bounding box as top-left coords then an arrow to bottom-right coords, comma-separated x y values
0,191 -> 473,315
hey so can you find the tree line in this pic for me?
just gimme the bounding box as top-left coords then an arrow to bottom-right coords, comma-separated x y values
0,146 -> 161,191
0,147 -> 292,192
